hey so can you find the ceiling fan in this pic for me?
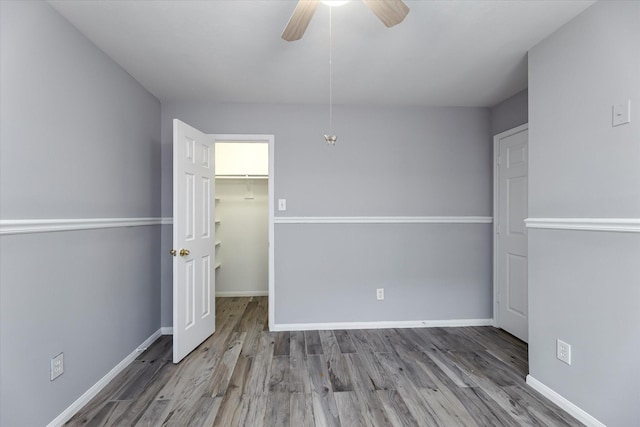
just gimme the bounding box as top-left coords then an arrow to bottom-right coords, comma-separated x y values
282,0 -> 410,41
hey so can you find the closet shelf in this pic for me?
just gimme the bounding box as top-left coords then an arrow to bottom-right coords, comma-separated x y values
216,175 -> 267,180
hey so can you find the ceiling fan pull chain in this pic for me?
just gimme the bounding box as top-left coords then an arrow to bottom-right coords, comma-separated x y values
325,7 -> 337,145
329,6 -> 333,134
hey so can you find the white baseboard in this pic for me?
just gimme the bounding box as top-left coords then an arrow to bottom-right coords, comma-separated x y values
47,329 -> 162,427
526,375 -> 606,427
215,290 -> 269,297
270,318 -> 493,332
160,327 -> 173,335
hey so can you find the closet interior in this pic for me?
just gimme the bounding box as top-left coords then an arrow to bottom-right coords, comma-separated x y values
214,141 -> 269,297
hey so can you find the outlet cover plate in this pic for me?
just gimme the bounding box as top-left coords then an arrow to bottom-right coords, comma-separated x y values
51,352 -> 64,381
376,288 -> 384,300
556,339 -> 571,365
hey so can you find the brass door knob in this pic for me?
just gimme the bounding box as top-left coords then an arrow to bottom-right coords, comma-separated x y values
169,249 -> 176,256
179,248 -> 190,257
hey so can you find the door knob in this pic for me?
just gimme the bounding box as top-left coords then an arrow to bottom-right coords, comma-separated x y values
170,249 -> 176,256
179,248 -> 190,257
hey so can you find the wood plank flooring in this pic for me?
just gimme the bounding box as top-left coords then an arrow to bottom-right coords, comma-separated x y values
66,297 -> 582,426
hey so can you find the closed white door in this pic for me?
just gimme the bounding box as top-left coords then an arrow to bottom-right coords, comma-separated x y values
172,119 -> 216,363
495,124 -> 528,342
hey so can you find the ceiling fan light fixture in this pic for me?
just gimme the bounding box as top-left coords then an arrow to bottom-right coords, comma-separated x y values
321,1 -> 349,7
282,0 -> 409,41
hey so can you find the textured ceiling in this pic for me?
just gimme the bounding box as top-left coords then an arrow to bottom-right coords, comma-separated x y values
48,0 -> 595,107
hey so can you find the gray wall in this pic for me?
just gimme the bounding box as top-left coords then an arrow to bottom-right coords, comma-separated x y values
490,89 -> 528,136
0,2 -> 162,426
275,223 -> 492,323
528,1 -> 640,425
161,103 -> 493,325
161,104 -> 493,217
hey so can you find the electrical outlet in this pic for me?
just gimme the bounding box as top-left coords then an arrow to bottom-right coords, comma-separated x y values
556,339 -> 571,365
50,352 -> 64,381
376,288 -> 384,300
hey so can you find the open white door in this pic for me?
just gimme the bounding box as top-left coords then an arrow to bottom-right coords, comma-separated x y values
494,124 -> 528,342
172,119 -> 216,363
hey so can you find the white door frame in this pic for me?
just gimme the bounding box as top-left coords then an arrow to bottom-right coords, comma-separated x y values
212,134 -> 275,330
493,123 -> 528,332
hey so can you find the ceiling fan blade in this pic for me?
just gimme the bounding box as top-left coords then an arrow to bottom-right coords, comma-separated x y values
362,0 -> 410,28
282,0 -> 320,41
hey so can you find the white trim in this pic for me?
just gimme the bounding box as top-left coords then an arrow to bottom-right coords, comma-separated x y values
0,217 -> 172,236
526,375 -> 606,427
215,290 -> 269,297
47,329 -> 162,427
268,137 -> 275,333
160,327 -> 173,335
525,218 -> 640,233
270,318 -> 493,332
274,216 -> 492,224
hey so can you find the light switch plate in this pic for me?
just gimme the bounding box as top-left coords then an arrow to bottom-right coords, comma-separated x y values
613,100 -> 631,127
278,199 -> 286,211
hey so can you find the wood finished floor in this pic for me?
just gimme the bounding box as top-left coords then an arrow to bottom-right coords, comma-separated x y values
66,297 -> 582,426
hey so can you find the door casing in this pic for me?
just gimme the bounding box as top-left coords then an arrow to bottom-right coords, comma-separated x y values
212,134 -> 275,331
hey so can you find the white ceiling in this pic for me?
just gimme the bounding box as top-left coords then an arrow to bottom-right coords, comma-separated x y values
48,0 -> 595,107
